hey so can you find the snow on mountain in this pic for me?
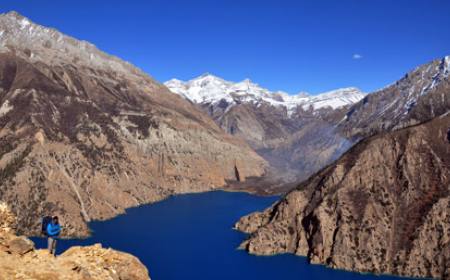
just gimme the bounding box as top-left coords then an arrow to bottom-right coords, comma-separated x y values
304,87 -> 366,110
165,74 -> 235,104
338,55 -> 450,139
372,55 -> 450,119
0,11 -> 144,78
164,74 -> 365,116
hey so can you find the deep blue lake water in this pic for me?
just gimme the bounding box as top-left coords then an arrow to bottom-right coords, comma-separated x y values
32,191 -> 413,280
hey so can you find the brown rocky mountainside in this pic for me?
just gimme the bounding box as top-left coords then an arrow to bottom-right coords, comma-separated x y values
0,11 -> 266,237
236,113 -> 450,279
0,202 -> 150,280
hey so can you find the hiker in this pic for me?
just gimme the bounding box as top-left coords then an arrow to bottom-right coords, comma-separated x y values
46,216 -> 61,256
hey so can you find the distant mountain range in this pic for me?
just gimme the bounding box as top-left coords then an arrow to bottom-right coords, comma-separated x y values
165,75 -> 364,186
165,74 -> 364,116
165,57 -> 450,188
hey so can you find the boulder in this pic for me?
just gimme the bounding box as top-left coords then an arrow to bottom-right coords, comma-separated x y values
7,236 -> 34,255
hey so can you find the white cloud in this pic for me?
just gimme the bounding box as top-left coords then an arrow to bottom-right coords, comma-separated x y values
352,54 -> 363,60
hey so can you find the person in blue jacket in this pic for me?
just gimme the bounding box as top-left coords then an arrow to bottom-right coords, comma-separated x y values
46,216 -> 61,256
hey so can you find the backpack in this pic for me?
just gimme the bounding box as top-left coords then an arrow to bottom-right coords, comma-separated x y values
41,216 -> 52,236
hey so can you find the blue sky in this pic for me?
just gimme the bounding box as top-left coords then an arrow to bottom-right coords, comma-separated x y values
1,0 -> 450,94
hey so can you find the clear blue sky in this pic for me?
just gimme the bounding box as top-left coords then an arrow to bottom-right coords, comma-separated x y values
1,0 -> 450,94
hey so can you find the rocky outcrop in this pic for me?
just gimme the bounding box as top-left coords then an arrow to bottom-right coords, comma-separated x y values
236,113 -> 450,279
0,12 -> 266,237
0,202 -> 150,280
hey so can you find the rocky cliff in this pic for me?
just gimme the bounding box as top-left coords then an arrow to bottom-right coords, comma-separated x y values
0,202 -> 150,280
236,113 -> 450,279
0,11 -> 266,237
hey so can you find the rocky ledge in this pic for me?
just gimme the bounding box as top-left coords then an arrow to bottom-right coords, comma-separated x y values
0,202 -> 150,280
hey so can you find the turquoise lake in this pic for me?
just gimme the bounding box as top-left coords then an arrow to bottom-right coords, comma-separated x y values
33,191 -> 414,280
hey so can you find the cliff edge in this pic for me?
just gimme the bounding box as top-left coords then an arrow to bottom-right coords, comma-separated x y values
0,202 -> 151,280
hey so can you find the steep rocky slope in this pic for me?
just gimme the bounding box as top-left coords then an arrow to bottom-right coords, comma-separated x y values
0,202 -> 150,280
236,113 -> 450,279
166,74 -> 363,183
338,56 -> 450,139
0,11 -> 266,237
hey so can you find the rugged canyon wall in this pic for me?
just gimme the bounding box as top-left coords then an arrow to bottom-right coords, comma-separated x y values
0,12 -> 267,237
236,113 -> 450,279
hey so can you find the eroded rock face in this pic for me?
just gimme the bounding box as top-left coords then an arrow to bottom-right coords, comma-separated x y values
0,202 -> 150,280
236,114 -> 450,279
0,12 -> 266,237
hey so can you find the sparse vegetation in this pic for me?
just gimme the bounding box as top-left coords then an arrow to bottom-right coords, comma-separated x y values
0,145 -> 32,186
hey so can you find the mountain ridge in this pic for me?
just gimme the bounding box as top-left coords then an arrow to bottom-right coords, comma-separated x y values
0,11 -> 146,79
165,74 -> 365,117
164,73 -> 366,186
337,55 -> 450,139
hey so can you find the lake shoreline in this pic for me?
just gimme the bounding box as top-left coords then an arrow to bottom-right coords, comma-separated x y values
31,191 -> 416,280
29,180 -> 285,240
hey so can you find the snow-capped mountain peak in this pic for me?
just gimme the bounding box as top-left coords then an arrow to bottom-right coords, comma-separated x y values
164,74 -> 365,116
